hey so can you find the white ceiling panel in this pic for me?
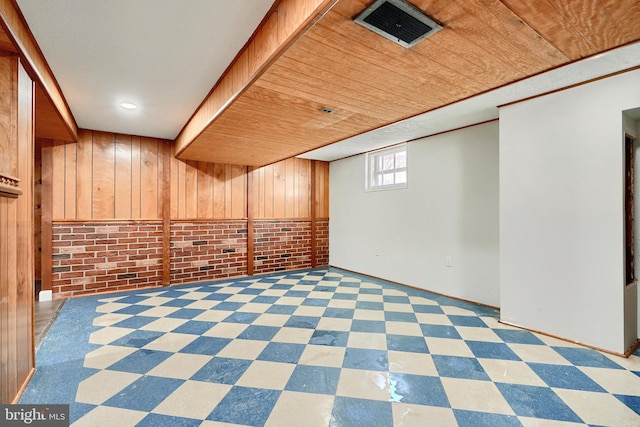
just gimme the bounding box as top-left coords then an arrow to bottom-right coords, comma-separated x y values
16,0 -> 275,139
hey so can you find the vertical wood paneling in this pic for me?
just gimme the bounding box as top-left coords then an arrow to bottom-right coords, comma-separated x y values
292,158 -> 300,218
264,164 -> 274,217
75,130 -> 92,218
224,165 -> 233,217
44,130 -> 329,222
162,141 -> 171,286
256,166 -> 265,218
247,166 -> 255,275
1,57 -> 34,404
185,159 -> 198,218
170,159 -> 248,219
92,132 -> 115,219
50,141 -> 65,219
115,134 -> 132,218
0,53 -> 15,179
315,160 -> 330,217
131,136 -> 142,218
297,158 -> 310,218
63,141 -> 76,218
48,130 -> 171,220
285,158 -> 295,217
311,160 -> 317,267
212,162 -> 225,218
197,161 -> 213,218
231,165 -> 246,218
33,139 -> 41,282
273,161 -> 286,218
156,142 -> 164,218
177,157 -> 186,218
250,158 -> 318,220
6,184 -> 17,398
15,60 -> 33,391
170,154 -> 178,218
140,138 -> 159,218
0,198 -> 9,403
40,139 -> 52,294
249,167 -> 257,218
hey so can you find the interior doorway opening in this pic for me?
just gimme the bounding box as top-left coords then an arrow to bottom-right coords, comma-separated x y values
625,134 -> 635,286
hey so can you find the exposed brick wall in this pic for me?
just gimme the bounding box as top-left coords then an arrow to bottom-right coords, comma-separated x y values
52,222 -> 163,298
315,219 -> 329,267
171,221 -> 248,284
51,219 -> 329,297
254,220 -> 311,274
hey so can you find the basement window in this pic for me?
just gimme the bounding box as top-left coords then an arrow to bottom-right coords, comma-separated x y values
366,144 -> 408,191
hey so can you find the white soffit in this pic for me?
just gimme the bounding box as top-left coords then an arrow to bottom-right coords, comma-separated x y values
16,0 -> 276,139
299,41 -> 640,162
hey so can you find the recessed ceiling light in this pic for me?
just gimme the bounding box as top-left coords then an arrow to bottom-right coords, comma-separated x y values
120,102 -> 137,110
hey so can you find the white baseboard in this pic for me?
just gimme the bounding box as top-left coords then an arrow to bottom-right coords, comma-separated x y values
39,290 -> 53,301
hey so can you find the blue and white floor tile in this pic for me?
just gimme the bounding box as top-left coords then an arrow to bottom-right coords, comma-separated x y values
21,268 -> 640,426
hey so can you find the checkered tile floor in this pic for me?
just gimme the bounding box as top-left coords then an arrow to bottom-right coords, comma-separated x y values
21,268 -> 640,426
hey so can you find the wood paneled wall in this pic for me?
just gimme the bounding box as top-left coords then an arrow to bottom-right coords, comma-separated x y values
253,157 -> 309,218
46,130 -> 167,219
314,160 -> 329,219
171,158 -> 246,219
0,55 -> 35,404
171,156 -> 329,220
34,138 -> 42,282
46,130 -> 329,221
38,131 -> 329,292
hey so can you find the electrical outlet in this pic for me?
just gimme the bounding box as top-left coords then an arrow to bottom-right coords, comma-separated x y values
375,247 -> 380,256
446,256 -> 453,267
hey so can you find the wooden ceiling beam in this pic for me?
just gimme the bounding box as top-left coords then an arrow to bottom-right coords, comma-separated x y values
175,0 -> 640,167
0,0 -> 77,141
175,0 -> 340,160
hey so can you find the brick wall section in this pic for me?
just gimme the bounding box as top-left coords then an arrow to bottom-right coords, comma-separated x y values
51,219 -> 329,297
171,221 -> 248,284
315,219 -> 329,267
52,222 -> 163,298
254,220 -> 312,274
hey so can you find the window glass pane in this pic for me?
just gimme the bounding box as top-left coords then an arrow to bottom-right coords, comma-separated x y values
383,154 -> 394,171
366,144 -> 407,191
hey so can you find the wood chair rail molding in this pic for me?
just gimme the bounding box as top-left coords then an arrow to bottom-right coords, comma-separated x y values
0,172 -> 21,197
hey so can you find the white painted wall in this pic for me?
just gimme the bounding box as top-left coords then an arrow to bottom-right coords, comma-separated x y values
330,121 -> 500,306
500,69 -> 640,353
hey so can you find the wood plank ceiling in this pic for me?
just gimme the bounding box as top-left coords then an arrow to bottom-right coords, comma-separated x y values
172,0 -> 640,166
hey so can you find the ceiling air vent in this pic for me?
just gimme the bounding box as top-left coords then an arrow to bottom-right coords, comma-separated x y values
354,0 -> 442,48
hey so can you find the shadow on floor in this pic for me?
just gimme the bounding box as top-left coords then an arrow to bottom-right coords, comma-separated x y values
35,298 -> 65,350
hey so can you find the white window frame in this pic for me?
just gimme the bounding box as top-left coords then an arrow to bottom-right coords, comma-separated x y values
365,143 -> 408,192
